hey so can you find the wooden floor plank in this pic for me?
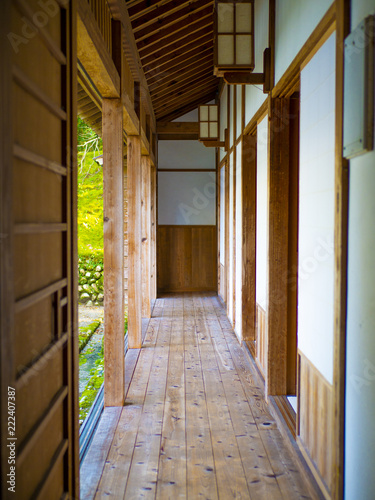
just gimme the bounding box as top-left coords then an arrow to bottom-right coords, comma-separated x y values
80,407 -> 122,500
82,294 -> 319,500
184,296 -> 219,500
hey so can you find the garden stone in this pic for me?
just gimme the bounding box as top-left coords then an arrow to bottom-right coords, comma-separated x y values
94,272 -> 101,278
86,300 -> 94,306
83,284 -> 91,292
96,265 -> 102,272
79,268 -> 85,275
85,272 -> 91,278
80,293 -> 90,303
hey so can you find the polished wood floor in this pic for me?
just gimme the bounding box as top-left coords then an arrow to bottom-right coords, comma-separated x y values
81,294 -> 319,499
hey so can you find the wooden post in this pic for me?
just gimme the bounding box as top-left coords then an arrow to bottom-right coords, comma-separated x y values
103,98 -> 125,407
331,0 -> 350,497
150,164 -> 157,302
141,155 -> 151,318
128,135 -> 142,348
266,97 -> 290,396
242,133 -> 257,342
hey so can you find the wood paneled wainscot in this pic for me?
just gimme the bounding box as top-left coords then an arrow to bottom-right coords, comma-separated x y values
157,226 -> 217,293
255,304 -> 267,378
297,351 -> 333,499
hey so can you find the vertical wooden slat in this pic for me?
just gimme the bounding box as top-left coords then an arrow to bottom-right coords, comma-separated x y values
0,2 -> 15,498
150,165 -> 157,302
103,98 -> 125,406
128,136 -> 142,348
266,97 -> 290,396
332,0 -> 350,498
141,155 -> 151,318
64,0 -> 79,494
242,134 -> 257,342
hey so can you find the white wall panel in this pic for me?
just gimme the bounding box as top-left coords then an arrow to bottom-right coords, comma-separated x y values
345,3 -> 375,498
298,33 -> 336,384
245,0 -> 268,125
275,0 -> 332,83
158,140 -> 215,169
220,166 -> 225,265
158,172 -> 216,225
220,86 -> 228,162
228,153 -> 234,322
256,115 -> 268,310
235,143 -> 243,340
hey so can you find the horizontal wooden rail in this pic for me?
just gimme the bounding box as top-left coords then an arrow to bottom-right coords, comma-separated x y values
14,223 -> 67,234
12,65 -> 67,121
16,332 -> 68,388
14,0 -> 67,65
13,144 -> 67,176
17,386 -> 68,467
15,278 -> 68,313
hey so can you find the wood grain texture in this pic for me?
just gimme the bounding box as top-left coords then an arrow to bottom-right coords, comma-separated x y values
83,294 -> 320,499
103,98 -> 125,406
157,226 -> 217,293
267,97 -> 290,396
1,2 -> 79,497
127,136 -> 142,348
141,155 -> 151,318
256,303 -> 267,379
297,351 -> 333,499
242,134 -> 257,342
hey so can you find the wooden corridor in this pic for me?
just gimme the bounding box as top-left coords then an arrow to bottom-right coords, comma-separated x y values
81,294 -> 320,499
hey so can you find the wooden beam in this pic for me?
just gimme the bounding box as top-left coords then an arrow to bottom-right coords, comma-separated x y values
266,98 -> 290,396
157,122 -> 199,135
103,98 -> 125,407
153,75 -> 217,109
149,60 -> 213,95
138,15 -> 212,58
141,156 -> 151,318
133,0 -> 212,41
154,82 -> 218,115
331,0 -> 350,498
77,0 -> 120,98
127,136 -> 142,348
107,0 -> 156,130
141,28 -> 213,68
242,134 -> 257,343
157,91 -> 217,121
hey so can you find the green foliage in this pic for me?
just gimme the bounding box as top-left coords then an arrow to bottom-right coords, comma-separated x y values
79,356 -> 104,423
78,150 -> 103,258
78,320 -> 101,353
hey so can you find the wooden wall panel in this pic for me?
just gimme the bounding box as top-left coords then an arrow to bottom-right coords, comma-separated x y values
0,1 -> 79,498
157,226 -> 217,293
256,304 -> 267,378
297,351 -> 333,497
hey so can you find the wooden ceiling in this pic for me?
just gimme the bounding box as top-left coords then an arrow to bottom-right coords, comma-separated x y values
126,0 -> 218,122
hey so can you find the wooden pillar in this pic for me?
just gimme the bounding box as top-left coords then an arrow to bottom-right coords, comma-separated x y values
103,98 -> 125,407
242,133 -> 257,342
150,164 -> 157,301
266,97 -> 290,396
141,155 -> 151,318
331,0 -> 350,497
128,135 -> 142,348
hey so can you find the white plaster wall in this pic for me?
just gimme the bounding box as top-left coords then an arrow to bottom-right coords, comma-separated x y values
298,33 -> 336,384
345,3 -> 375,498
236,86 -> 242,140
230,86 -> 234,148
228,152 -> 234,323
275,0 -> 332,83
220,86 -> 228,162
245,0 -> 268,125
256,116 -> 268,310
158,140 -> 215,169
220,165 -> 225,266
158,171 -> 216,225
235,143 -> 243,340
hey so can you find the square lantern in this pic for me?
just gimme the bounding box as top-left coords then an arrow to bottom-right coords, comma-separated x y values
199,104 -> 219,141
214,0 -> 255,77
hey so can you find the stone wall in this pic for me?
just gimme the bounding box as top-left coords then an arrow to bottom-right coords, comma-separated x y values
78,258 -> 104,305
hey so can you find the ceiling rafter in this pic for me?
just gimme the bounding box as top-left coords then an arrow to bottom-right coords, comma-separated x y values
148,55 -> 213,88
157,91 -> 217,121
